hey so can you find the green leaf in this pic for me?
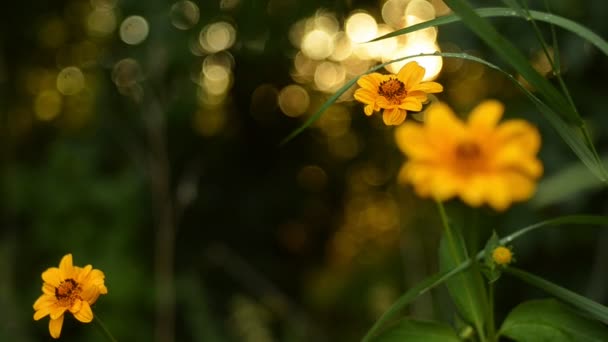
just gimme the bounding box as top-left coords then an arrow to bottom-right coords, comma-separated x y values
371,319 -> 461,342
371,8 -> 608,58
361,263 -> 472,342
505,267 -> 608,323
499,299 -> 608,341
481,231 -> 502,283
439,225 -> 487,335
532,156 -> 608,208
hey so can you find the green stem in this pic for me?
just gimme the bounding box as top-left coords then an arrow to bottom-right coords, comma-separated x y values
94,315 -> 118,342
487,282 -> 496,341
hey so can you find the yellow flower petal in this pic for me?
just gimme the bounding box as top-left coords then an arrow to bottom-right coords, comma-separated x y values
356,73 -> 383,89
468,100 -> 504,131
382,107 -> 406,125
409,81 -> 443,94
59,254 -> 73,277
49,315 -> 64,339
353,88 -> 377,105
41,268 -> 62,287
50,305 -> 67,320
397,61 -> 425,89
73,301 -> 94,323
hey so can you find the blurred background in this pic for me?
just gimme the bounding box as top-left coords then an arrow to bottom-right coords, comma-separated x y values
2,0 -> 608,340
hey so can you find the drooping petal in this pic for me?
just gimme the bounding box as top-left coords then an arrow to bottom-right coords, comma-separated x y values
73,301 -> 94,323
70,298 -> 82,313
34,304 -> 52,321
382,107 -> 406,125
397,62 -> 425,89
49,315 -> 64,339
49,305 -> 68,320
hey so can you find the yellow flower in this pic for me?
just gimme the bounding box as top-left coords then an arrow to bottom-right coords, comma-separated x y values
492,246 -> 514,266
395,100 -> 543,211
354,61 -> 443,126
33,254 -> 108,339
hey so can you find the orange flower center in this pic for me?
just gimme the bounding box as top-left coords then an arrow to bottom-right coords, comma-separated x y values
378,78 -> 406,104
55,278 -> 81,305
455,141 -> 481,160
454,141 -> 487,173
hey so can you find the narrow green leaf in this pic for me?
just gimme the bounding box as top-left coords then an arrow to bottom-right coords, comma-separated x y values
371,319 -> 461,342
437,202 -> 487,336
499,299 -> 608,341
505,268 -> 608,323
533,156 -> 608,208
371,8 -> 608,57
361,263 -> 472,342
499,215 -> 608,245
441,0 -> 576,121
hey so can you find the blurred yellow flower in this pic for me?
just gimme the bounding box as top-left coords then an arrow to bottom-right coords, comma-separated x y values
353,61 -> 443,126
395,100 -> 543,211
33,254 -> 108,339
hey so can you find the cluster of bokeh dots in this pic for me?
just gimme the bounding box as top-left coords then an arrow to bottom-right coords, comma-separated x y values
275,0 -> 449,119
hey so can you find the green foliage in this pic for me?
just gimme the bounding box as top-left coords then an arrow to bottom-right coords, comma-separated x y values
499,299 -> 608,341
438,205 -> 488,339
481,232 -> 502,283
370,319 -> 461,342
505,268 -> 608,323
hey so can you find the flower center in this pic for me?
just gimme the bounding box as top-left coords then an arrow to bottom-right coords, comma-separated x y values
378,78 -> 406,104
455,141 -> 482,161
55,278 -> 81,302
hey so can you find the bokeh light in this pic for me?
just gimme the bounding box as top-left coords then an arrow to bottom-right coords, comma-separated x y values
56,66 -> 85,95
314,61 -> 345,93
345,12 -> 378,43
170,1 -> 200,30
119,16 -> 150,45
34,90 -> 63,121
278,84 -> 309,117
199,22 -> 237,53
301,29 -> 334,60
87,8 -> 117,37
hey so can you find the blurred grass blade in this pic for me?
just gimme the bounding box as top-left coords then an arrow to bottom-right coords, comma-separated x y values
361,263 -> 472,342
370,319 -> 461,342
533,156 -> 608,208
505,267 -> 608,323
441,0 -> 575,121
441,0 -> 607,181
499,215 -> 608,245
372,8 -> 608,57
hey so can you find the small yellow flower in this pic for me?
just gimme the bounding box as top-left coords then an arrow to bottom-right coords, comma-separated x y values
33,254 -> 108,339
395,100 -> 543,211
492,246 -> 513,266
354,61 -> 443,126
